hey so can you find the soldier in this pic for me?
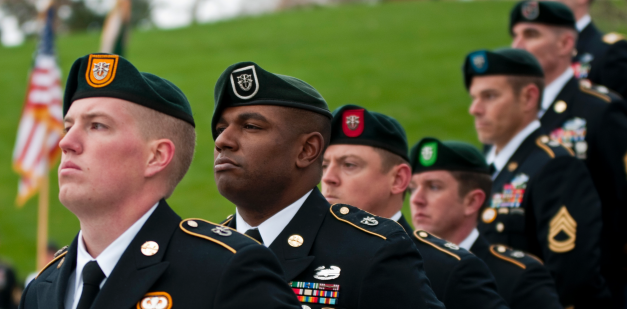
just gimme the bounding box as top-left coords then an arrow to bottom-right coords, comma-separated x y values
464,47 -> 610,308
320,104 -> 510,309
215,62 -> 445,309
0,258 -> 17,309
407,138 -> 562,309
20,54 -> 302,309
555,0 -> 627,98
510,2 -> 627,305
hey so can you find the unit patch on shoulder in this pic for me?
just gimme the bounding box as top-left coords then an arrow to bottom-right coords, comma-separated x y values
549,206 -> 577,253
137,291 -> 172,309
330,204 -> 387,240
86,54 -> 119,88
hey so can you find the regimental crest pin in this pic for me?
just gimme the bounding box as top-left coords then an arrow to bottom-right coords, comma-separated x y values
469,51 -> 488,74
420,142 -> 438,167
521,1 -> 539,20
360,216 -> 379,226
86,54 -> 119,88
211,225 -> 232,237
137,291 -> 172,309
342,109 -> 365,137
313,266 -> 341,280
230,65 -> 259,100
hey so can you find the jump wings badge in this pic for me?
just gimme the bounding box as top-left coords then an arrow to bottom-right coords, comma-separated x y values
86,54 -> 119,88
137,291 -> 172,309
230,65 -> 259,100
342,109 -> 364,137
313,266 -> 341,280
548,206 -> 577,253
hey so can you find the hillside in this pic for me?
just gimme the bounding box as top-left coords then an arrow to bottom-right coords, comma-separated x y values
0,1 -> 514,279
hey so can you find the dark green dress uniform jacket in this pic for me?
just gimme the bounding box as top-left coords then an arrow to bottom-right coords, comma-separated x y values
19,200 -> 302,309
573,22 -> 627,99
540,76 -> 627,304
397,216 -> 509,309
470,235 -> 562,309
222,188 -> 445,309
478,129 -> 610,308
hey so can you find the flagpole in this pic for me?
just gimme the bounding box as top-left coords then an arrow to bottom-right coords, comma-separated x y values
36,172 -> 49,270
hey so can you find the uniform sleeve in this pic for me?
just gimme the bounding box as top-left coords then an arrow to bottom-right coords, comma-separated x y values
445,256 -> 509,309
213,244 -> 302,309
527,156 -> 609,306
509,262 -> 562,309
359,231 -> 445,309
598,41 -> 627,99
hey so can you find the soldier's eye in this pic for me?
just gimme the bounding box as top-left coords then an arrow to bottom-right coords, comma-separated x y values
244,124 -> 260,130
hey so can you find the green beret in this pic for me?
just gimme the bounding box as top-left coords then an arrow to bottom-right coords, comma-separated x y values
64,53 -> 194,126
212,61 -> 331,140
409,137 -> 489,174
329,104 -> 408,161
462,48 -> 544,89
509,1 -> 575,33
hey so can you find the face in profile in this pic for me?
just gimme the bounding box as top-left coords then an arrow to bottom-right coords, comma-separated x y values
408,171 -> 466,237
469,75 -> 523,146
511,23 -> 562,74
321,144 -> 394,215
213,105 -> 300,205
59,98 -> 150,213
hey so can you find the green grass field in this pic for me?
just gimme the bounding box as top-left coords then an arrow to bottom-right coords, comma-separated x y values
0,0 -> 539,280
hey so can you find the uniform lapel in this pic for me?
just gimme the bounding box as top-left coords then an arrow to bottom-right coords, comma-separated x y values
469,235 -> 491,260
268,188 -> 327,281
540,77 -> 578,131
492,129 -> 541,191
91,200 -> 180,309
37,235 -> 78,309
397,215 -> 413,234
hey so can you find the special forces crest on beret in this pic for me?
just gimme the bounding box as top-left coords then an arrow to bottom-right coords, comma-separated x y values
470,51 -> 488,74
86,54 -> 119,88
522,1 -> 540,20
230,65 -> 259,100
342,109 -> 364,137
420,142 -> 437,167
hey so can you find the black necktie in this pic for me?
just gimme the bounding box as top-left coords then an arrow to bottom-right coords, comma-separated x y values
245,228 -> 263,244
489,163 -> 496,175
76,261 -> 106,309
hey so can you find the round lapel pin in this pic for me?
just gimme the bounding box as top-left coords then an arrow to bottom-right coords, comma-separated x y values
288,235 -> 304,247
141,241 -> 159,256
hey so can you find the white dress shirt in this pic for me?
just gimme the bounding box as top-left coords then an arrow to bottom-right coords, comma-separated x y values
539,67 -> 574,118
236,189 -> 313,247
576,14 -> 591,32
486,120 -> 541,179
64,202 -> 158,309
458,228 -> 480,251
390,211 -> 403,222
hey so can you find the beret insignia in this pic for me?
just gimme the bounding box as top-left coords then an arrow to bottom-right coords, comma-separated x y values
470,51 -> 488,74
420,142 -> 438,167
521,1 -> 539,20
342,109 -> 364,137
230,65 -> 259,100
86,54 -> 119,88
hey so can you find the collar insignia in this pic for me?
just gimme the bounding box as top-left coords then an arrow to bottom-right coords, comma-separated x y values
360,216 -> 378,226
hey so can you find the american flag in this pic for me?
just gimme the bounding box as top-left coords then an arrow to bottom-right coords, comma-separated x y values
12,7 -> 64,206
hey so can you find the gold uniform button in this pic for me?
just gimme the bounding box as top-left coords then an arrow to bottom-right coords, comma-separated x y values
418,231 -> 429,238
340,207 -> 350,215
496,222 -> 504,233
508,162 -> 518,172
288,234 -> 304,247
482,208 -> 497,224
141,241 -> 159,256
497,245 -> 506,253
540,135 -> 550,144
187,220 -> 198,227
554,100 -> 567,113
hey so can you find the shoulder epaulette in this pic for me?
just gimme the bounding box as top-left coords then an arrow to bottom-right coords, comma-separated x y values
603,32 -> 625,45
413,230 -> 461,261
330,204 -> 399,240
221,214 -> 234,226
36,247 -> 68,279
489,244 -> 543,269
536,135 -> 574,157
579,79 -> 611,103
180,218 -> 261,254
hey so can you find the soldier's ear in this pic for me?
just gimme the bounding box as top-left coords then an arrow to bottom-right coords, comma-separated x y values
390,163 -> 412,195
296,132 -> 324,169
463,189 -> 486,216
145,138 -> 175,178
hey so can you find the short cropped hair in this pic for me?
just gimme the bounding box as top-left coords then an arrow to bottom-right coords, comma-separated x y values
506,75 -> 545,110
128,104 -> 196,198
372,147 -> 409,173
449,171 -> 492,209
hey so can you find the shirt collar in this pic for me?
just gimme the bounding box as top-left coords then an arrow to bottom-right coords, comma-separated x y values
458,228 -> 479,251
539,67 -> 574,118
75,202 -> 159,289
390,211 -> 402,222
486,120 -> 541,178
236,189 -> 313,247
576,14 -> 591,32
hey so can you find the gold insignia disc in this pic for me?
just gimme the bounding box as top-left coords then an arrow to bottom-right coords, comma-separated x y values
141,241 -> 159,256
540,135 -> 549,144
496,222 -> 504,233
508,162 -> 518,172
548,206 -> 577,253
497,245 -> 506,253
187,220 -> 198,228
482,208 -> 497,224
554,101 -> 567,113
138,291 -> 172,309
418,231 -> 429,238
340,207 -> 349,215
86,54 -> 119,88
288,234 -> 304,247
